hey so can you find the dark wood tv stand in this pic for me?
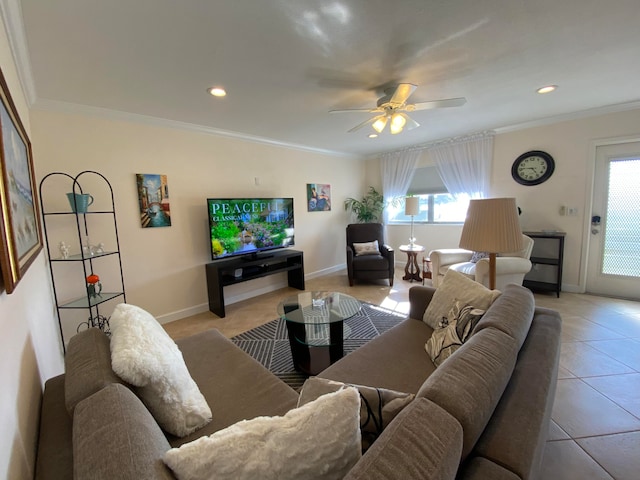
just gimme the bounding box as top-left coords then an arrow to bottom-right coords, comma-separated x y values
205,249 -> 305,318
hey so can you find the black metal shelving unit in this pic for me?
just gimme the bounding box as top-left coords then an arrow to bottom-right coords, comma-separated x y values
39,171 -> 126,352
523,231 -> 565,298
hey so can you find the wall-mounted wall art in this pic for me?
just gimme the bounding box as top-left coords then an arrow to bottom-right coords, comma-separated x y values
307,183 -> 331,212
0,66 -> 43,294
136,174 -> 172,228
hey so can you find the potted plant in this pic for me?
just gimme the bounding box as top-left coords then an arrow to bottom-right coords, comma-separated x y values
344,186 -> 394,223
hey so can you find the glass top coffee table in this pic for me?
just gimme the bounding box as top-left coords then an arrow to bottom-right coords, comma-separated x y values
277,291 -> 361,375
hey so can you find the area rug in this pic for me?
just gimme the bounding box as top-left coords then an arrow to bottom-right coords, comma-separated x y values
231,303 -> 407,389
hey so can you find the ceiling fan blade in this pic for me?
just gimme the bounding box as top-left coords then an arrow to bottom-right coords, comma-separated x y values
411,97 -> 467,111
347,116 -> 380,133
330,107 -> 381,114
402,113 -> 420,131
389,83 -> 417,105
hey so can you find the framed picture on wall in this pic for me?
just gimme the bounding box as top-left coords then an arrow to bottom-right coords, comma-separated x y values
307,183 -> 331,212
0,66 -> 43,294
136,174 -> 172,227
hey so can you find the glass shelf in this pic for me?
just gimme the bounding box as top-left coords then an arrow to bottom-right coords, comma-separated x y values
42,210 -> 115,215
51,251 -> 118,262
59,292 -> 124,309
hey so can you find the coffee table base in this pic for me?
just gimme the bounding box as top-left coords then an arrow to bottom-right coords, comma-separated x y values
285,320 -> 344,375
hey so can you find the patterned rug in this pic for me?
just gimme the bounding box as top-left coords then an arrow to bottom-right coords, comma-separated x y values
231,303 -> 407,389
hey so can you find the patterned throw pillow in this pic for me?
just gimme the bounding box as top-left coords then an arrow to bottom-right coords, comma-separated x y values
353,240 -> 380,256
423,269 -> 500,329
425,300 -> 485,366
470,251 -> 490,263
298,377 -> 415,452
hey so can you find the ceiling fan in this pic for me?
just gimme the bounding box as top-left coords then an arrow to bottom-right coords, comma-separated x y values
330,83 -> 466,135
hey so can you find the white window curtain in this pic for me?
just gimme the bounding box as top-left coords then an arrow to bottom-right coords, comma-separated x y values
428,131 -> 494,198
380,149 -> 421,224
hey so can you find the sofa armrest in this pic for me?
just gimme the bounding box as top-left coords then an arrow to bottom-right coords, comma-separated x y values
345,398 -> 462,480
409,286 -> 436,319
381,244 -> 395,278
35,375 -> 73,480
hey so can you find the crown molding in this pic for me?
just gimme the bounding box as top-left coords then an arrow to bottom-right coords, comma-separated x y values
0,0 -> 37,105
494,99 -> 640,134
31,98 -> 362,159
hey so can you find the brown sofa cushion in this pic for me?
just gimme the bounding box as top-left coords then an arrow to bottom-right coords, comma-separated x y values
319,318 -> 436,394
417,327 -> 519,460
172,328 -> 299,446
64,328 -> 128,415
73,384 -> 173,480
345,397 -> 463,480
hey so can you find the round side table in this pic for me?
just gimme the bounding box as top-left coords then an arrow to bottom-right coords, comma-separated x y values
399,244 -> 425,282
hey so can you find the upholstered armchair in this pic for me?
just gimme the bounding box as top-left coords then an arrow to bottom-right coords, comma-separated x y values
429,234 -> 534,291
346,223 -> 394,286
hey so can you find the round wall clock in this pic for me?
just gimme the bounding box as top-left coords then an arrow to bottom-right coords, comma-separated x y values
511,150 -> 555,186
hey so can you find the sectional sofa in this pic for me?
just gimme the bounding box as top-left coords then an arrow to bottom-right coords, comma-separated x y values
35,283 -> 561,479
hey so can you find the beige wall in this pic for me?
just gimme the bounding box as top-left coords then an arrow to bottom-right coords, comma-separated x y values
376,108 -> 640,292
0,22 -> 63,480
31,110 -> 365,335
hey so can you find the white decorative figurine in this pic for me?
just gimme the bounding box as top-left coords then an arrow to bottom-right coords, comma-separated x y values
58,241 -> 70,259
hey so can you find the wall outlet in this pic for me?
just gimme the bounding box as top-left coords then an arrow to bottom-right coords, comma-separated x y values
559,206 -> 567,216
568,207 -> 579,216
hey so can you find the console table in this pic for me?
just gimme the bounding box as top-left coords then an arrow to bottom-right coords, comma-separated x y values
206,249 -> 304,317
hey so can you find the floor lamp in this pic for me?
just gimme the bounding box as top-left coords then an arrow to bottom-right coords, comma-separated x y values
405,196 -> 419,246
459,198 -> 523,290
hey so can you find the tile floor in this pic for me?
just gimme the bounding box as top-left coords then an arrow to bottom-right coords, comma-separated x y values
164,267 -> 640,479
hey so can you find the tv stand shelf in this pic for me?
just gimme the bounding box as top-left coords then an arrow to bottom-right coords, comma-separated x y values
206,249 -> 305,318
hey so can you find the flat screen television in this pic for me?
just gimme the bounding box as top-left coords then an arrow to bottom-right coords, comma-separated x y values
207,198 -> 295,260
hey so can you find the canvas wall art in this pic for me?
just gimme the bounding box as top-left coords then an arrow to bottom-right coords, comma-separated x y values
0,67 -> 42,294
136,174 -> 171,227
307,183 -> 331,212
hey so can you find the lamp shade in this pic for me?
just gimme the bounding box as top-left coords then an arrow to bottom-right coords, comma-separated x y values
405,196 -> 419,216
459,198 -> 523,253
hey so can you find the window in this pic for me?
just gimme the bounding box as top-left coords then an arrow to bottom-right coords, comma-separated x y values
388,193 -> 470,223
387,166 -> 470,224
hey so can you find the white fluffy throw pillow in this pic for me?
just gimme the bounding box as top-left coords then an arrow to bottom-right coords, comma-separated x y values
109,303 -> 212,437
163,387 -> 362,480
423,269 -> 500,329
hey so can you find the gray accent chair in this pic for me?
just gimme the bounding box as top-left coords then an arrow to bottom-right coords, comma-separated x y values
346,223 -> 394,287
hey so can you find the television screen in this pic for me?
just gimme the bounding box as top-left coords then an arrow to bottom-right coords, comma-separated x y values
207,198 -> 295,260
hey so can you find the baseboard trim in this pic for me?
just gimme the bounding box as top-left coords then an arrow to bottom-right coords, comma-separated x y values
157,264 -> 347,324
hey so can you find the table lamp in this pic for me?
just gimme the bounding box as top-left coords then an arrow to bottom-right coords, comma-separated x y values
405,196 -> 420,246
459,197 -> 523,290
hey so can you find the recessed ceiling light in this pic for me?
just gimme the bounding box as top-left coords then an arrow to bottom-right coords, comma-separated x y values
208,86 -> 227,97
368,133 -> 378,138
536,85 -> 557,94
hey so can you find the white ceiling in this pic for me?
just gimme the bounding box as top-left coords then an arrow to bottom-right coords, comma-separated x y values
13,0 -> 640,156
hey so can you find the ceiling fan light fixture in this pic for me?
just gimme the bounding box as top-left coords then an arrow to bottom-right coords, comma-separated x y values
391,112 -> 407,128
390,123 -> 403,134
389,112 -> 408,134
372,115 -> 388,133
